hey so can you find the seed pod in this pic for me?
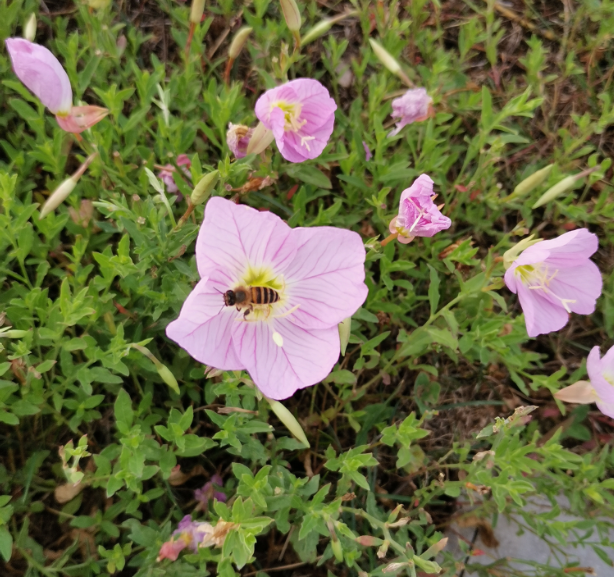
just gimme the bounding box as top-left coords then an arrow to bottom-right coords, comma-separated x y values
190,170 -> 219,206
369,39 -> 401,75
228,27 -> 252,60
267,398 -> 310,447
190,0 -> 206,24
338,316 -> 351,356
24,13 -> 36,41
280,0 -> 301,32
246,121 -> 275,155
532,174 -> 580,209
301,19 -> 333,45
508,164 -> 554,200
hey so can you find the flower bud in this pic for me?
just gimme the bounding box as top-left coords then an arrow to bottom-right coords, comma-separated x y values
0,329 -> 28,338
338,316 -> 351,356
24,14 -> 36,41
507,164 -> 554,200
355,535 -> 383,547
280,0 -> 301,32
228,27 -> 252,60
382,562 -> 408,574
301,19 -> 333,45
190,170 -> 219,206
266,397 -> 310,448
246,121 -> 275,155
422,536 -> 448,559
132,344 -> 180,394
190,0 -> 206,24
369,39 -> 401,75
532,174 -> 579,209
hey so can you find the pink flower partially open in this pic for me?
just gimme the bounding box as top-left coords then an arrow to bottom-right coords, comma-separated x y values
389,174 -> 451,242
254,78 -> 336,163
389,88 -> 432,137
166,197 -> 368,399
158,154 -> 192,194
5,38 -> 107,133
504,229 -> 602,337
227,123 -> 254,158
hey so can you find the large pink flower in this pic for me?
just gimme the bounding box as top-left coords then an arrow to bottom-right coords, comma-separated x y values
254,78 -> 336,163
389,174 -> 451,242
5,38 -> 107,133
388,88 -> 432,137
504,229 -> 602,337
166,197 -> 368,399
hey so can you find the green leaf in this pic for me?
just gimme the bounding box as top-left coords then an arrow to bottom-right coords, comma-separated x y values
427,264 -> 440,316
114,389 -> 134,430
286,165 -> 332,189
0,526 -> 12,561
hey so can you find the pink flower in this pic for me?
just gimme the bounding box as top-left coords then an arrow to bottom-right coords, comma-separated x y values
227,123 -> 254,158
158,154 -> 192,194
389,174 -> 451,242
388,88 -> 432,137
5,38 -> 108,133
504,229 -> 602,338
587,346 -> 614,418
166,197 -> 368,399
363,141 -> 372,161
195,474 -> 226,504
254,78 -> 336,163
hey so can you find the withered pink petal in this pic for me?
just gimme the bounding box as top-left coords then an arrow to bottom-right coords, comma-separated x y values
55,105 -> 108,133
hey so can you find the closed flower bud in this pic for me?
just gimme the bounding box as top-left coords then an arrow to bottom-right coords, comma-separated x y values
24,14 -> 36,42
382,562 -> 408,574
39,178 -> 77,219
246,121 -> 275,156
423,536 -> 448,559
190,170 -> 219,206
369,39 -> 401,75
355,535 -> 383,547
507,164 -> 554,200
228,27 -> 252,60
532,174 -> 580,209
301,19 -> 333,45
156,364 -> 180,394
190,0 -> 206,24
338,316 -> 351,356
280,0 -> 301,32
331,536 -> 343,562
0,329 -> 28,338
267,398 -> 310,447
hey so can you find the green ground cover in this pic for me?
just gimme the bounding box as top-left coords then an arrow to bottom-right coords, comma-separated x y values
1,0 -> 614,575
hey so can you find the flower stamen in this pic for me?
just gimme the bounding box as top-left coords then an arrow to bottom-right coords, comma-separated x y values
517,264 -> 576,313
270,101 -> 307,133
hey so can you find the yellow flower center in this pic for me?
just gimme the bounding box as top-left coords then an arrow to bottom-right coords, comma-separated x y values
271,101 -> 307,133
515,263 -> 576,313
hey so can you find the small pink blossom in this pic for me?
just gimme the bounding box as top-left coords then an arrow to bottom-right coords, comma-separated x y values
254,78 -> 336,163
166,197 -> 368,399
158,154 -> 192,194
388,88 -> 432,137
5,38 -> 108,133
587,346 -> 614,418
504,229 -> 602,337
195,474 -> 226,505
227,123 -> 254,158
363,141 -> 372,161
389,174 -> 451,242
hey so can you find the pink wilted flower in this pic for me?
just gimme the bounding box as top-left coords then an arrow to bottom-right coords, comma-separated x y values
388,87 -> 432,137
363,141 -> 373,161
504,229 -> 602,338
388,174 -> 451,243
254,78 -> 336,163
166,197 -> 368,400
158,154 -> 192,194
554,345 -> 614,418
227,123 -> 254,158
5,38 -> 108,133
195,474 -> 226,507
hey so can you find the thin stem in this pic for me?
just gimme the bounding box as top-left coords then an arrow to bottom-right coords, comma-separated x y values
185,22 -> 196,59
175,200 -> 195,229
380,232 -> 398,247
224,57 -> 234,85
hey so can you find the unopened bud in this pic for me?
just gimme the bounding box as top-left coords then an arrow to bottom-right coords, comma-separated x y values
506,164 -> 554,201
280,0 -> 301,32
229,27 -> 252,60
423,536 -> 448,559
191,170 -> 219,205
355,535 -> 383,547
190,0 -> 206,24
246,121 -> 275,155
369,39 -> 401,75
382,562 -> 408,574
132,345 -> 180,394
338,316 -> 351,356
24,13 -> 36,41
377,539 -> 390,559
266,397 -> 310,448
39,153 -> 97,219
532,173 -> 581,209
301,19 -> 332,45
0,329 -> 28,338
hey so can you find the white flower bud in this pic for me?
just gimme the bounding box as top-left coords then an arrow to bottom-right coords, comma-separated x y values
190,170 -> 219,206
280,0 -> 301,32
267,398 -> 310,448
228,27 -> 252,60
24,14 -> 36,41
190,0 -> 206,24
369,39 -> 401,75
246,121 -> 275,155
338,316 -> 351,356
301,19 -> 333,45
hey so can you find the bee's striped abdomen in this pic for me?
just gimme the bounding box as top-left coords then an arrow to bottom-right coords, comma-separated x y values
251,286 -> 280,305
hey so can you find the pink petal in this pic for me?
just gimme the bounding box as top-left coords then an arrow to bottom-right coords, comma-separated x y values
587,346 -> 614,404
165,276 -> 244,370
546,261 -> 602,315
280,227 -> 368,330
516,282 -> 569,337
554,381 -> 598,404
55,105 -> 108,133
5,38 -> 72,114
596,400 -> 614,419
520,228 -> 598,268
195,197 -> 297,280
231,319 -> 340,400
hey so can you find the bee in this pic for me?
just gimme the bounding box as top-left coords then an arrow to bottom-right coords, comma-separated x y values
223,286 -> 280,319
